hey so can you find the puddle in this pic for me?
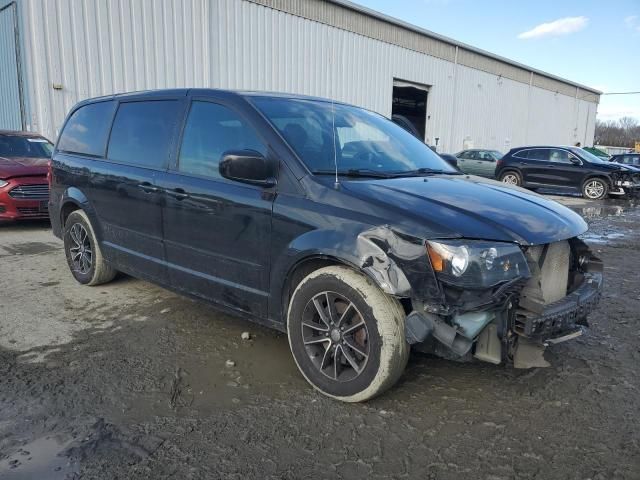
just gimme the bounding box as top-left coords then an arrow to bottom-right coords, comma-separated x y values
0,435 -> 76,480
580,231 -> 627,244
0,242 -> 59,258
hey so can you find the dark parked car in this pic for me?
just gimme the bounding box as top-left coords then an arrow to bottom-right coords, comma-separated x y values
610,153 -> 640,167
495,146 -> 640,199
50,90 -> 603,401
438,153 -> 458,169
0,130 -> 53,222
455,149 -> 503,177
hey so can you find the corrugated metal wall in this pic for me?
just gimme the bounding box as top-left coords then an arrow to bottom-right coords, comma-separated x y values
14,0 -> 598,152
0,1 -> 23,131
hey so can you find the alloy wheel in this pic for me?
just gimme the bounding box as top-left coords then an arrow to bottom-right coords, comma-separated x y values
301,291 -> 370,382
68,223 -> 93,274
584,180 -> 605,199
502,173 -> 519,185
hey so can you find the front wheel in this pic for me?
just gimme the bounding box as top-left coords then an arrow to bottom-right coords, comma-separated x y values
287,266 -> 409,402
582,178 -> 608,200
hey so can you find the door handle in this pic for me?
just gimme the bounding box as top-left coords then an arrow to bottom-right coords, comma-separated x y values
138,182 -> 160,193
167,188 -> 189,200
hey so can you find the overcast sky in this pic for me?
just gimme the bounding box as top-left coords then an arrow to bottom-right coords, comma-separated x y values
352,0 -> 640,121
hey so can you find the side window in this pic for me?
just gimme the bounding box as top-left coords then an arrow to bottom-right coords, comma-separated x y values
458,151 -> 469,159
513,149 -> 529,159
107,100 -> 181,169
178,101 -> 266,178
528,149 -> 550,161
58,101 -> 116,156
549,149 -> 571,163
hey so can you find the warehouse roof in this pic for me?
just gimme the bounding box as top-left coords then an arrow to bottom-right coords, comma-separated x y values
248,0 -> 601,100
333,0 -> 601,95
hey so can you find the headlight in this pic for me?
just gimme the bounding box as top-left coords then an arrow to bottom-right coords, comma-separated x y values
427,239 -> 529,288
0,179 -> 8,188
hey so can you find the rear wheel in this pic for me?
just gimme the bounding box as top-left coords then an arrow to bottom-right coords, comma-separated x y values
500,171 -> 522,186
63,210 -> 117,285
582,178 -> 608,200
287,266 -> 409,402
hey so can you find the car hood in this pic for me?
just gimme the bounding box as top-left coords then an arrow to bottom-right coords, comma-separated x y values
340,175 -> 588,245
0,156 -> 49,179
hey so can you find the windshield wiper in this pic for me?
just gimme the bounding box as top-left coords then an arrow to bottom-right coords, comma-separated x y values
390,168 -> 462,177
313,169 -> 395,178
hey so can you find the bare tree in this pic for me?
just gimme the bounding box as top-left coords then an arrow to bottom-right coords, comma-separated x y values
595,117 -> 640,147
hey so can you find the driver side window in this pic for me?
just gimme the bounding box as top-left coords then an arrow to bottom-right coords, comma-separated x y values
549,149 -> 571,164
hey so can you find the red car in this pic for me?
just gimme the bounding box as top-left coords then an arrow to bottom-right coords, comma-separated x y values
0,130 -> 53,222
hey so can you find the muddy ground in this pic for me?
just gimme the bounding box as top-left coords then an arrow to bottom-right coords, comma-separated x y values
0,194 -> 639,479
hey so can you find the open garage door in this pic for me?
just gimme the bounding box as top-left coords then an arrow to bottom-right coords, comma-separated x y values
392,79 -> 429,141
0,2 -> 24,131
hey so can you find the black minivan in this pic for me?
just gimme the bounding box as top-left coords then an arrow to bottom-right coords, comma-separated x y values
50,89 -> 603,402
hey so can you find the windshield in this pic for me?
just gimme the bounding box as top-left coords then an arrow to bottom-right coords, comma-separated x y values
0,135 -> 53,158
571,147 -> 607,164
251,97 -> 456,176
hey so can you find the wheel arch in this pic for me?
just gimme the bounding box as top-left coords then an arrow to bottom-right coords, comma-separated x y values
582,174 -> 612,188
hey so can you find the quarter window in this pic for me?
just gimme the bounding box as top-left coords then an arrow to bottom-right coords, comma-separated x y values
107,101 -> 181,169
513,150 -> 529,160
178,101 -> 266,178
58,101 -> 116,157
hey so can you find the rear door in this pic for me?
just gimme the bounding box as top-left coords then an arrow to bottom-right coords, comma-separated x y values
475,151 -> 498,177
521,148 -> 554,186
95,98 -> 184,280
456,151 -> 473,174
156,96 -> 274,317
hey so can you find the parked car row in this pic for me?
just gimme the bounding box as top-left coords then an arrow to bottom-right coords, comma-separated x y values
450,146 -> 640,200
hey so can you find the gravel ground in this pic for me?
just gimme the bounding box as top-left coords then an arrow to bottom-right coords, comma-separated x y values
1,194 -> 639,479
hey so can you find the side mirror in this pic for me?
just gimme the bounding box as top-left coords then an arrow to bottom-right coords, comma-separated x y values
569,157 -> 582,165
219,150 -> 277,187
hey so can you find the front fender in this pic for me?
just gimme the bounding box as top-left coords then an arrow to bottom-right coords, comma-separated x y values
269,224 -> 440,323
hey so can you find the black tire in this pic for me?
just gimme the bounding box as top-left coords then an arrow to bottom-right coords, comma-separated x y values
287,266 -> 409,402
582,178 -> 609,200
500,170 -> 522,187
63,210 -> 117,286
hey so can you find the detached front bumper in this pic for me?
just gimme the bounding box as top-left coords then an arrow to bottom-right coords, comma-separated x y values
514,270 -> 603,340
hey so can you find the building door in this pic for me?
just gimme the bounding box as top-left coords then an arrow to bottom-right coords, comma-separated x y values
391,79 -> 428,142
0,2 -> 24,131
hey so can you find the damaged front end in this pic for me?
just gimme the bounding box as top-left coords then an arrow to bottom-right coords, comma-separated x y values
404,236 -> 603,367
609,170 -> 640,197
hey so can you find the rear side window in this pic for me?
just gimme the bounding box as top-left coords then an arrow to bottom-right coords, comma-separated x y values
178,101 -> 266,178
58,101 -> 116,157
108,100 -> 181,169
513,149 -> 529,159
528,149 -> 550,161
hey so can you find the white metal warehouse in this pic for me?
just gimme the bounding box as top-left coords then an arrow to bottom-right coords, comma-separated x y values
0,0 -> 600,153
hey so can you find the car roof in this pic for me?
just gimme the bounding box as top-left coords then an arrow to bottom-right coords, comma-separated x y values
0,130 -> 49,139
73,88 -> 352,108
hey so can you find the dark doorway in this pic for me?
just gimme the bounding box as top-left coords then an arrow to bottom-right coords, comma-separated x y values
392,80 -> 428,141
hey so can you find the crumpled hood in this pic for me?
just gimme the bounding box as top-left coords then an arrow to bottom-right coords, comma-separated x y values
341,175 -> 588,245
0,156 -> 49,179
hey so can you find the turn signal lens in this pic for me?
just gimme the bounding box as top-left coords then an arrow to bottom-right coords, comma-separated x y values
427,244 -> 444,272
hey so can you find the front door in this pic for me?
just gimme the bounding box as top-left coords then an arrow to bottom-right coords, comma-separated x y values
157,98 -> 274,318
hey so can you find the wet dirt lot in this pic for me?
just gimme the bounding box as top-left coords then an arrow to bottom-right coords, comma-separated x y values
1,195 -> 639,479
